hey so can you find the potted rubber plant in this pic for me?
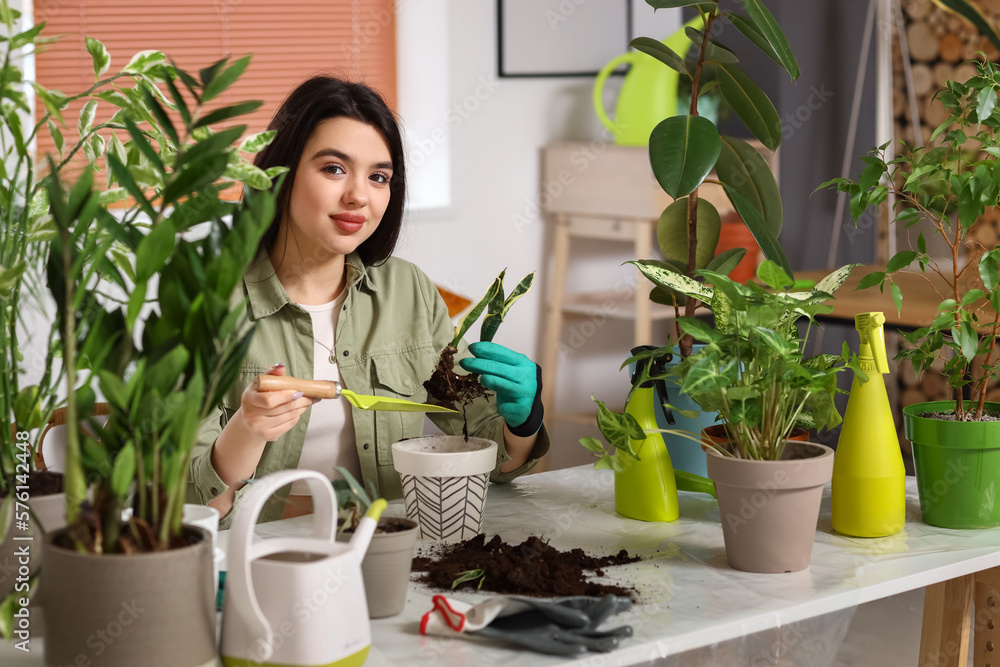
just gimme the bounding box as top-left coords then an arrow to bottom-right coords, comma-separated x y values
39,47 -> 280,666
586,260 -> 858,573
334,467 -> 418,619
824,56 -> 1000,529
624,0 -> 799,476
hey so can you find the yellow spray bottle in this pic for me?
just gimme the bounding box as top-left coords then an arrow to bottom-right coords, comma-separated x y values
832,312 -> 906,537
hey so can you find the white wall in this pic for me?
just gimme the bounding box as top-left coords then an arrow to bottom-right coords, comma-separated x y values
393,2 -> 681,469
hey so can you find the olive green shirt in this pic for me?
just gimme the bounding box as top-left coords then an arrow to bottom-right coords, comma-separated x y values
186,251 -> 550,527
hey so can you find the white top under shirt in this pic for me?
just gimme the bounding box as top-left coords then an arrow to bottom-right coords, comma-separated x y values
290,291 -> 362,495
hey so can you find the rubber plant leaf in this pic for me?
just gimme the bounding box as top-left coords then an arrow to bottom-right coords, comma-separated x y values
629,37 -> 690,78
717,64 -> 782,151
705,247 -> 747,276
657,197 -> 721,269
646,0 -> 714,7
726,13 -> 783,68
716,135 -> 782,236
649,114 -> 721,198
450,273 -> 505,348
738,0 -> 800,80
931,0 -> 1000,52
481,271 -> 535,343
722,185 -> 792,277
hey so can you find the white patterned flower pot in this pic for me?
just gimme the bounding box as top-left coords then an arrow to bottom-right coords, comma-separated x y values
391,436 -> 497,542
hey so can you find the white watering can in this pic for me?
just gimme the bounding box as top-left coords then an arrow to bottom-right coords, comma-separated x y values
220,469 -> 386,667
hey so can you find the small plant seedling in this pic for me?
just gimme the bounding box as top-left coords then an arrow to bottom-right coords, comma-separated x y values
451,568 -> 486,590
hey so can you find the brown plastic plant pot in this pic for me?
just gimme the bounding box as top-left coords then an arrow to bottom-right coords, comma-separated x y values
707,440 -> 834,574
41,525 -> 216,667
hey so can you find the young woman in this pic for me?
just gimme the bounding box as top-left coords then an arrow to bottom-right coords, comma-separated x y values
186,77 -> 548,526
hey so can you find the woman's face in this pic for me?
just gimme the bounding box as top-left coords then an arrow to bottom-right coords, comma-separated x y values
283,116 -> 393,260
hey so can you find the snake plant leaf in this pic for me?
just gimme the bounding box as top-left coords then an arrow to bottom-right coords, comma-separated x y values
716,135 -> 782,236
649,115 -> 721,198
629,37 -> 691,78
931,0 -> 1000,52
630,260 -> 714,302
481,272 -> 534,343
726,13 -> 783,68
451,273 -> 504,348
705,247 -> 747,276
717,64 -> 782,151
657,197 -> 721,269
722,185 -> 792,277
738,0 -> 800,80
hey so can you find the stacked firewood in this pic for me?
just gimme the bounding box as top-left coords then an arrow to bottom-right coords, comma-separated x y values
894,0 -> 1000,146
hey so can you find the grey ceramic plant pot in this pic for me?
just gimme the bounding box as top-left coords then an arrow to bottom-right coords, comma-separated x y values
341,516 -> 420,619
707,441 -> 834,574
41,525 -> 216,667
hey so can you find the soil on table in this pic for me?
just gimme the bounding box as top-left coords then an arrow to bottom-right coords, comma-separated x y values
411,534 -> 641,600
0,469 -> 64,497
423,346 -> 490,437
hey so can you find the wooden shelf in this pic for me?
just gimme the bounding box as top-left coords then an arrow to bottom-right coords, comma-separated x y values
561,290 -> 678,320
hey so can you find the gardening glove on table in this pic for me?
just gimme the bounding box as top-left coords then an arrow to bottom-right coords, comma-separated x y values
420,594 -> 633,656
459,341 -> 544,436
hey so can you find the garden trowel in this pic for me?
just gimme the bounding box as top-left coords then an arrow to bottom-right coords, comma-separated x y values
254,374 -> 457,413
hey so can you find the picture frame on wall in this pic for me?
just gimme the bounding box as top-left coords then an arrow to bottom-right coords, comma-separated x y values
496,0 -> 632,77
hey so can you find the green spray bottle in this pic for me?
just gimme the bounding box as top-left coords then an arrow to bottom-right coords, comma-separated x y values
615,346 -> 716,522
832,312 -> 906,537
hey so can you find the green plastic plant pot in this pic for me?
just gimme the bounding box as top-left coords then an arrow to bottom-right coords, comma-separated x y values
903,401 -> 1000,529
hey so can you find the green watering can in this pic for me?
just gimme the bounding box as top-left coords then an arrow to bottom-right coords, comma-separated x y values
615,346 -> 716,523
592,16 -> 703,147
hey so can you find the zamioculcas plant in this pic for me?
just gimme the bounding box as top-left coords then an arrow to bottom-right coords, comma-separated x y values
46,52 -> 281,553
424,270 -> 534,410
631,0 -> 800,358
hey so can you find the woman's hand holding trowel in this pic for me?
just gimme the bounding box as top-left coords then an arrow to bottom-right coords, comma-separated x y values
238,363 -> 321,442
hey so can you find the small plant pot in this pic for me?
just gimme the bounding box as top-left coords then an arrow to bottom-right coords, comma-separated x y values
340,516 -> 419,619
700,425 -> 809,450
391,436 -> 497,542
41,525 -> 216,667
904,401 -> 1000,529
707,441 -> 833,574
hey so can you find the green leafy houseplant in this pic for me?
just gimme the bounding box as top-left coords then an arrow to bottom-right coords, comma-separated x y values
824,56 -> 1000,421
632,0 -> 798,357
45,50 -> 280,553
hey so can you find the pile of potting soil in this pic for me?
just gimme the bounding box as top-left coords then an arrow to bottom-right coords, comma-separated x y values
411,534 -> 641,600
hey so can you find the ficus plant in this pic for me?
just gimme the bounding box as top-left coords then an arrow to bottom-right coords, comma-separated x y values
45,49 -> 281,554
582,261 -> 859,465
632,0 -> 798,358
823,56 -> 1000,422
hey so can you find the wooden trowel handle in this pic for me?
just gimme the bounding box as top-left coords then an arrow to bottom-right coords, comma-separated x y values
254,374 -> 341,399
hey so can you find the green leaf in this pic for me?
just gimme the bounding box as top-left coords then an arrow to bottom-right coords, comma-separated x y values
47,119 -> 64,155
594,398 -> 645,459
135,221 -> 177,283
239,130 -> 278,154
918,231 -> 927,254
110,442 -> 136,499
646,0 -> 713,6
629,259 -> 714,302
451,569 -> 486,590
715,135 -> 782,236
451,274 -> 504,347
954,321 -> 979,362
722,185 -> 792,277
727,13 -> 783,67
140,86 -> 179,146
705,247 -> 747,276
685,27 -> 739,64
961,289 -> 985,306
85,36 -> 111,79
579,437 -> 606,454
194,100 -> 263,128
886,250 -> 918,273
202,55 -> 252,103
677,316 -> 720,342
629,37 -> 690,78
77,99 -> 98,137
481,272 -> 535,342
856,271 -> 885,290
717,64 -> 782,151
649,115 -> 721,198
224,160 -> 273,190
9,21 -> 44,50
738,0 -> 800,79
757,260 -> 793,290
13,385 -> 44,431
980,251 -> 1000,290
123,50 -> 166,74
657,197 -> 721,269
891,282 -> 903,315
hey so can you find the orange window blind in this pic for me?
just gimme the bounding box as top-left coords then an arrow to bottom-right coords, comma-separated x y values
33,0 -> 397,165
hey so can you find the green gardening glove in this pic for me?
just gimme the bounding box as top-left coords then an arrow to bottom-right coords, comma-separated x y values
459,341 -> 544,436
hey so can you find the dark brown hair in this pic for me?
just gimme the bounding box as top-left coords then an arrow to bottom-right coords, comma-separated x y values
252,76 -> 406,264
